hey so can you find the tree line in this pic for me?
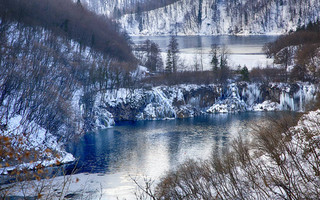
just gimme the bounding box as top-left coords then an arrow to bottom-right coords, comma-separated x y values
136,36 -> 255,86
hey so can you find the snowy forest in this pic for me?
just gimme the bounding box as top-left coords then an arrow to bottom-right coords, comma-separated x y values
0,0 -> 320,199
80,0 -> 320,35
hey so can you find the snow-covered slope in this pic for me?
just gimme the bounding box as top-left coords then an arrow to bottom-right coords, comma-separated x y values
82,0 -> 320,35
0,115 -> 74,175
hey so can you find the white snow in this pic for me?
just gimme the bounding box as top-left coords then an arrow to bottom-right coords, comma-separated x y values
4,172 -> 137,200
0,115 -> 75,175
252,100 -> 280,111
116,0 -> 320,36
207,83 -> 247,113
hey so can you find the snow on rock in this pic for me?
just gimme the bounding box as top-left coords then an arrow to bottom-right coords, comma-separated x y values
93,109 -> 115,130
252,100 -> 280,111
137,87 -> 176,120
97,84 -> 219,122
84,82 -> 317,129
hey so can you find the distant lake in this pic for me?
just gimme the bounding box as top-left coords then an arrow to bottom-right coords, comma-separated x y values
131,35 -> 279,70
66,112 -> 283,199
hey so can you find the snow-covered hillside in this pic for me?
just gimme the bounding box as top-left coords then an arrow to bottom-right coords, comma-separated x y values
120,0 -> 320,35
81,0 -> 320,35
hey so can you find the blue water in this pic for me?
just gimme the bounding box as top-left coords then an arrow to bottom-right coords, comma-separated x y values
66,112 -> 282,176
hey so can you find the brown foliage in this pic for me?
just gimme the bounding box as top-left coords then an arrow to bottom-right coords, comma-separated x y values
264,21 -> 320,83
137,112 -> 320,199
141,71 -> 216,86
250,66 -> 285,83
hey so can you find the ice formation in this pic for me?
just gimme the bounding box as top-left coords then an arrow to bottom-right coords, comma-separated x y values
207,83 -> 247,113
90,82 -> 318,125
207,82 -> 317,113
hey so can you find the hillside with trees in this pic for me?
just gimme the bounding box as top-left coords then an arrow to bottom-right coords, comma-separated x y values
0,0 -> 137,187
264,21 -> 320,83
113,0 -> 320,35
80,0 -> 180,17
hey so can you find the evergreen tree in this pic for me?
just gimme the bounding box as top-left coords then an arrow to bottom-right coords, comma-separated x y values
210,44 -> 219,72
165,49 -> 173,73
144,39 -> 162,72
240,66 -> 250,81
210,44 -> 220,82
219,45 -> 230,83
168,35 -> 179,73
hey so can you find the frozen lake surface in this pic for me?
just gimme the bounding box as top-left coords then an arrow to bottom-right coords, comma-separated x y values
132,35 -> 278,70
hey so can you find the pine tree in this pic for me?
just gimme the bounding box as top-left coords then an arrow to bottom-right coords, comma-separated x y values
219,45 -> 230,83
165,49 -> 173,73
210,44 -> 219,72
168,35 -> 179,73
144,39 -> 162,72
240,66 -> 250,81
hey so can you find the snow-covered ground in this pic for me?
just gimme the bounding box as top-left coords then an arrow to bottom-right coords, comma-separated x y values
0,115 -> 74,175
4,172 -> 137,200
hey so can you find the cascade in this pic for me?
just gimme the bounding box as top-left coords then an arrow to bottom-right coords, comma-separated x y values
207,83 -> 247,113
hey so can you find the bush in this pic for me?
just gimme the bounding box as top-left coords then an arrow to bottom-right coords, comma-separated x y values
137,112 -> 320,199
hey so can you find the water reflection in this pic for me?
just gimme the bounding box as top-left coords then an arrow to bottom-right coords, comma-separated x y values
67,112 -> 280,177
65,112 -> 288,199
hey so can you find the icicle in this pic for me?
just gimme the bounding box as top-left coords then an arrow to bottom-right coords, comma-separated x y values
299,87 -> 303,112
